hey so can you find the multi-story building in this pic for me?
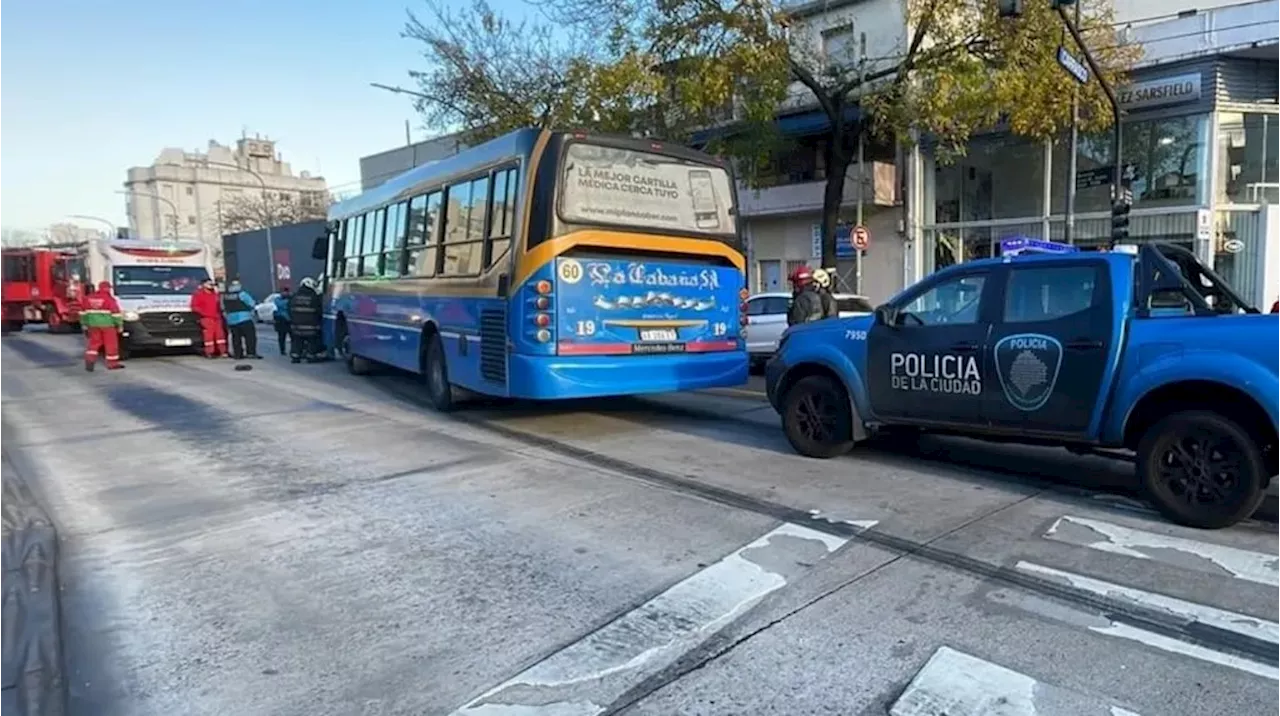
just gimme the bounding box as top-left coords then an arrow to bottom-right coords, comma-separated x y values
123,137 -> 328,271
358,132 -> 467,193
910,0 -> 1279,310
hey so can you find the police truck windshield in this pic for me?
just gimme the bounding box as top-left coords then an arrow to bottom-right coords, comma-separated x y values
558,142 -> 738,240
112,266 -> 209,296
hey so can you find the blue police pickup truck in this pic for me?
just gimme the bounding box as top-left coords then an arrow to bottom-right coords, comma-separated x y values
765,241 -> 1278,529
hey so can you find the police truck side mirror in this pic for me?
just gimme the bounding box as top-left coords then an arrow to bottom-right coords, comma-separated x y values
873,304 -> 898,327
311,236 -> 328,261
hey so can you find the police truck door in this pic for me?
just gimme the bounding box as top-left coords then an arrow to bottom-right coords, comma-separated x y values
984,260 -> 1113,436
866,271 -> 991,425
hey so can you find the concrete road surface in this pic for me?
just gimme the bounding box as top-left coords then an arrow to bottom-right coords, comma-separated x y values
2,330 -> 1276,716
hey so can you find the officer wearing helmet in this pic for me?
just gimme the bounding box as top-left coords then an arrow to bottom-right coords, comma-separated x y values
287,276 -> 324,363
787,266 -> 826,326
812,268 -> 839,319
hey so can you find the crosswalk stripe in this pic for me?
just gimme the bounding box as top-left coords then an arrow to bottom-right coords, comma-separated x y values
451,522 -> 849,715
1091,622 -> 1278,681
890,646 -> 1143,716
1043,516 -> 1278,586
1015,561 -> 1280,646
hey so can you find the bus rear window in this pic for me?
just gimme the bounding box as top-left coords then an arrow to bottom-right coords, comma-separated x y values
558,143 -> 737,238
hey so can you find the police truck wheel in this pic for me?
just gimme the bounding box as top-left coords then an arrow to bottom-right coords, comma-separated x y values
781,375 -> 854,459
423,333 -> 455,413
1137,410 -> 1267,529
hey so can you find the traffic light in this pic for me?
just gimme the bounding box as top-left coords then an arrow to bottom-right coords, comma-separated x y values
1110,195 -> 1132,243
997,0 -> 1024,17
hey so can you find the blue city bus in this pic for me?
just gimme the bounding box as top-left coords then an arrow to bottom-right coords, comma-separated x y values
314,128 -> 749,410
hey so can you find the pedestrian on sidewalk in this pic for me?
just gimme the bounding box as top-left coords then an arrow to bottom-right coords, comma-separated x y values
81,281 -> 125,371
222,279 -> 262,360
287,277 -> 323,363
190,278 -> 227,358
272,286 -> 292,356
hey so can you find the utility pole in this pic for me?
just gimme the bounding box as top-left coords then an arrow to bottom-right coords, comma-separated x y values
1055,5 -> 1124,212
854,31 -> 867,295
1063,0 -> 1081,244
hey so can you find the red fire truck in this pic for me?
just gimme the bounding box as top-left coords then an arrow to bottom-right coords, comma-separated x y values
1,246 -> 86,334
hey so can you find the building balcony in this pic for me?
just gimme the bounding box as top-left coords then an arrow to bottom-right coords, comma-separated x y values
1128,0 -> 1278,67
738,160 -> 896,218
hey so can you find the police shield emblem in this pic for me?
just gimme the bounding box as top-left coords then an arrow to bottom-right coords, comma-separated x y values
993,333 -> 1063,412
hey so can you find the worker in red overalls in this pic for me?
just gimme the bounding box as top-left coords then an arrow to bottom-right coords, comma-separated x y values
190,277 -> 227,358
81,281 -> 125,371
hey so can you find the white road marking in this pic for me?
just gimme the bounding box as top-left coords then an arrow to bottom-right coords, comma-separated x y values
807,509 -> 879,531
890,646 -> 1143,716
1010,561 -> 1278,680
451,522 -> 850,715
1090,623 -> 1278,681
1015,561 -> 1280,646
1044,516 -> 1279,586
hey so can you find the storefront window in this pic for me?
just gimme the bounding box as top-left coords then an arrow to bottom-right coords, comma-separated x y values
1218,112 -> 1280,204
928,133 -> 1046,224
1050,114 -> 1208,214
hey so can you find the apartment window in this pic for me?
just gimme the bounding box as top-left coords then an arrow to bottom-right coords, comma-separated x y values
187,215 -> 196,225
185,186 -> 194,196
821,25 -> 856,67
486,166 -> 519,268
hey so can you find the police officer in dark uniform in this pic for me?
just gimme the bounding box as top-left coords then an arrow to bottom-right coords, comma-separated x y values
287,277 -> 324,363
813,268 -> 839,319
786,266 -> 826,326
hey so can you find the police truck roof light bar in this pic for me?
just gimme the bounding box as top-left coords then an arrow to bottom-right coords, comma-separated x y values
999,237 -> 1080,257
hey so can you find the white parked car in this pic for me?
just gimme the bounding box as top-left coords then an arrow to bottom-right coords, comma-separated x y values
254,293 -> 281,323
744,291 -> 873,370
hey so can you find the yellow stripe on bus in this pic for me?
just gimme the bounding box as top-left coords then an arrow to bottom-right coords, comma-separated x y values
513,230 -> 746,290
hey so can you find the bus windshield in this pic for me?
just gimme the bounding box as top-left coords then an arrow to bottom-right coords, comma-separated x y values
112,266 -> 209,296
558,142 -> 738,239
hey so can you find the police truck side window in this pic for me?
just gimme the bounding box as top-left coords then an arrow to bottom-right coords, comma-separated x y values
1003,266 -> 1098,323
900,275 -> 986,326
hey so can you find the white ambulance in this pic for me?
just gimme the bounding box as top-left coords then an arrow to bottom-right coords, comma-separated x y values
84,238 -> 214,358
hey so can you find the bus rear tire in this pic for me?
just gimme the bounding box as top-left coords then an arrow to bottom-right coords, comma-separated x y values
424,333 -> 455,413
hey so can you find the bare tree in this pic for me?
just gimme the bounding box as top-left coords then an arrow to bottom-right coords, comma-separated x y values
218,191 -> 332,234
403,0 -> 674,143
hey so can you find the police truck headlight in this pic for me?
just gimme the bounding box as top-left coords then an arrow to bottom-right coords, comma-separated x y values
124,311 -> 141,322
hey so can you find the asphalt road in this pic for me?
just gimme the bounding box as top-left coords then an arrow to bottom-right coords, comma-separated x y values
2,329 -> 1276,716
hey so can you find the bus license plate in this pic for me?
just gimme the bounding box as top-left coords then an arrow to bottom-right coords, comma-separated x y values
639,328 -> 678,342
164,338 -> 193,347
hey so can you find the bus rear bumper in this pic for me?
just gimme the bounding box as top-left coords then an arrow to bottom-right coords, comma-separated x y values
507,351 -> 748,400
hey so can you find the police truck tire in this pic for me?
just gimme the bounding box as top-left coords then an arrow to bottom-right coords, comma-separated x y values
1137,410 -> 1267,529
423,333 -> 455,413
781,375 -> 855,459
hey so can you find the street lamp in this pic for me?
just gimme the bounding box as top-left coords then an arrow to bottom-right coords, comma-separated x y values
115,190 -> 180,239
203,159 -> 277,292
66,214 -> 118,239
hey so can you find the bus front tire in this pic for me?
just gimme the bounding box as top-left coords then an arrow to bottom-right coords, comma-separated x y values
424,333 -> 455,413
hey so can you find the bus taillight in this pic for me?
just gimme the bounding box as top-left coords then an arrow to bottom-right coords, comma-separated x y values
535,296 -> 550,310
535,313 -> 551,328
535,280 -> 553,295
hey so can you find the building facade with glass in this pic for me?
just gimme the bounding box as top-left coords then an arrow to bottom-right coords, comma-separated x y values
906,1 -> 1279,308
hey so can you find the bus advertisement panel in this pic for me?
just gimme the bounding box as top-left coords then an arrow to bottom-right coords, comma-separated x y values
553,256 -> 740,357
318,128 -> 748,410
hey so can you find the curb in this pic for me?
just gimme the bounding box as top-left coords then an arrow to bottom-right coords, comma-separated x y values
1,452 -> 66,716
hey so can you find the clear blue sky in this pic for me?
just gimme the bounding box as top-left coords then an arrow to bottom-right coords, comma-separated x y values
0,0 -> 534,232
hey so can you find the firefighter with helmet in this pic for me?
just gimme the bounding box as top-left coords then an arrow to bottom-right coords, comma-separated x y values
81,281 -> 125,371
812,267 -> 839,319
787,266 -> 826,326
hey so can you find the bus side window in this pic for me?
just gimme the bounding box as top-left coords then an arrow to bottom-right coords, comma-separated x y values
364,207 -> 386,278
405,192 -> 440,277
382,201 -> 408,279
345,215 -> 364,278
486,165 -> 519,268
333,221 -> 349,278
